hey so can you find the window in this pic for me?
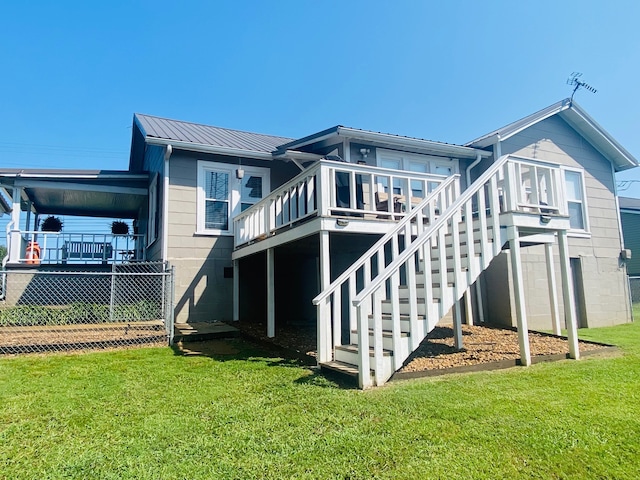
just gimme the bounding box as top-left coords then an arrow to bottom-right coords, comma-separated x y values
377,150 -> 458,199
197,161 -> 270,235
564,169 -> 588,231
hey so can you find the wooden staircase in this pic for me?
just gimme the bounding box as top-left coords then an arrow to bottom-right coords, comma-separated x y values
313,154 -> 571,388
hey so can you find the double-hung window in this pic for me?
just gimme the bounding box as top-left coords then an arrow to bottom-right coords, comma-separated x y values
197,161 -> 270,235
564,168 -> 588,232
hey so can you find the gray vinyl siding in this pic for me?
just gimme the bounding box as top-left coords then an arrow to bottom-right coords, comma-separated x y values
166,151 -> 299,323
491,115 -> 631,329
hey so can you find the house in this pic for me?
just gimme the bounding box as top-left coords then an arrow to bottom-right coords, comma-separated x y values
619,196 -> 640,277
0,98 -> 636,387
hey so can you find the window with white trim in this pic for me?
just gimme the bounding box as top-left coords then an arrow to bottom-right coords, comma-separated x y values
197,161 -> 270,235
564,169 -> 588,231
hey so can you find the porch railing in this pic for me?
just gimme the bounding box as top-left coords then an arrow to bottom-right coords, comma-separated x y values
6,230 -> 146,265
233,160 -> 449,247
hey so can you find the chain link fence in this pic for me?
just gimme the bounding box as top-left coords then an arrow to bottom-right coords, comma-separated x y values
0,262 -> 174,355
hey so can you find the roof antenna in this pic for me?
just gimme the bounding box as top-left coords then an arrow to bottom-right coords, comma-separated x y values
567,72 -> 597,106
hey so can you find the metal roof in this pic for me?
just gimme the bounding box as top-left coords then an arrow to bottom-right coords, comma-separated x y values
619,196 -> 640,212
0,170 -> 148,218
275,125 -> 488,160
135,114 -> 293,154
465,99 -> 638,172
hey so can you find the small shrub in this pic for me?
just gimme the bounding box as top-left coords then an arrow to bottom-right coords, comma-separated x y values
41,216 -> 63,232
111,220 -> 129,235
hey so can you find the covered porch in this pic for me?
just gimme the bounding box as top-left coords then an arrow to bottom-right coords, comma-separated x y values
0,169 -> 150,267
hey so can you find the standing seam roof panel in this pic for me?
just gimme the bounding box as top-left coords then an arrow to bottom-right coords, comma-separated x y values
136,114 -> 293,153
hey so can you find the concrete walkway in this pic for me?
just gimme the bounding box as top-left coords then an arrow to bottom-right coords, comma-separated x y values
173,322 -> 239,343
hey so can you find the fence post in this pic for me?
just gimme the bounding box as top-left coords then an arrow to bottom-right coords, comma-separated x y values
168,264 -> 175,345
109,262 -> 116,321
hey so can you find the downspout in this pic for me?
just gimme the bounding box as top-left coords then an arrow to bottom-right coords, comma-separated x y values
162,145 -> 172,263
465,136 -> 500,188
465,153 -> 484,189
464,139 -> 500,326
612,162 -> 633,322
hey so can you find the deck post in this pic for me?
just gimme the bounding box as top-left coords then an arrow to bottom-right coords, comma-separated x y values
464,290 -> 474,326
266,248 -> 275,338
233,260 -> 240,321
453,300 -> 463,349
317,230 -> 332,363
544,242 -> 561,335
508,225 -> 531,366
8,187 -> 23,263
558,230 -> 580,359
475,281 -> 485,324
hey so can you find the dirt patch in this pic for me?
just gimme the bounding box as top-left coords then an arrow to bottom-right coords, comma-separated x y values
0,322 -> 167,355
231,320 -> 610,373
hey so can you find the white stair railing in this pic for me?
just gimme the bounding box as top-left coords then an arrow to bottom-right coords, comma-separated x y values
312,175 -> 460,362
351,154 -> 568,387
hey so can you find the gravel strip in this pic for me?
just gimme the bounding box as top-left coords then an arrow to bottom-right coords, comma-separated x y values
232,321 -> 606,373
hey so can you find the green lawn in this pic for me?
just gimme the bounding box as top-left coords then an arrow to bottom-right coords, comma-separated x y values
1,323 -> 639,480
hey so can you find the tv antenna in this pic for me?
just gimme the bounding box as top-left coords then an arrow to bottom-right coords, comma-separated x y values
567,72 -> 597,105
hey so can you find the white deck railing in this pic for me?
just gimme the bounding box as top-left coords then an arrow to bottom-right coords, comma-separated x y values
6,230 -> 146,265
233,160 -> 449,247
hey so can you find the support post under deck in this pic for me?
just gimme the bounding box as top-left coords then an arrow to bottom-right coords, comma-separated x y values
233,260 -> 239,322
558,230 -> 580,360
544,242 -> 561,335
267,248 -> 275,338
317,231 -> 332,363
508,225 -> 531,366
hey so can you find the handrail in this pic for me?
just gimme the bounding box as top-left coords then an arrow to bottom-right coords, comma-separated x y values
233,159 -> 449,247
352,154 -> 513,306
312,174 -> 460,306
7,230 -> 146,264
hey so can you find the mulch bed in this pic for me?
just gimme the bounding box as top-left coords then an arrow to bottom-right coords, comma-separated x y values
231,320 -> 611,373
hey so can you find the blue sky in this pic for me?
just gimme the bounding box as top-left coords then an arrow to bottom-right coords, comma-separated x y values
1,1 -> 639,194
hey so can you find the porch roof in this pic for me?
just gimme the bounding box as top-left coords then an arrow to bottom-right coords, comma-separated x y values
0,169 -> 148,218
274,126 -> 490,160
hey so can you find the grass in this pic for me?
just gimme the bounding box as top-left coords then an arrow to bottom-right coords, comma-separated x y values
1,323 -> 639,479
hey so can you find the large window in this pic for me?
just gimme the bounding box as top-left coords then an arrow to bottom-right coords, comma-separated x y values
197,161 -> 270,235
564,169 -> 588,231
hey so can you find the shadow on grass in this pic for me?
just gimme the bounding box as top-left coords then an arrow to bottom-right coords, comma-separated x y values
170,336 -> 360,389
171,336 -> 316,365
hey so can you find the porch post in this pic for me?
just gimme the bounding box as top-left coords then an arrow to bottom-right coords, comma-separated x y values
266,248 -> 275,338
508,225 -> 531,366
453,300 -> 463,349
9,186 -> 22,263
317,230 -> 332,363
233,260 -> 239,322
558,230 -> 580,359
544,242 -> 561,336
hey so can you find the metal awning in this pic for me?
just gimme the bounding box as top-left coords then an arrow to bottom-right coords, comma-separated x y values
0,169 -> 149,219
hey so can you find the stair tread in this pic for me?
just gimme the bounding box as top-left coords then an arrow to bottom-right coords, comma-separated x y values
351,328 -> 410,337
320,361 -> 360,376
335,344 -> 393,356
368,313 -> 428,320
